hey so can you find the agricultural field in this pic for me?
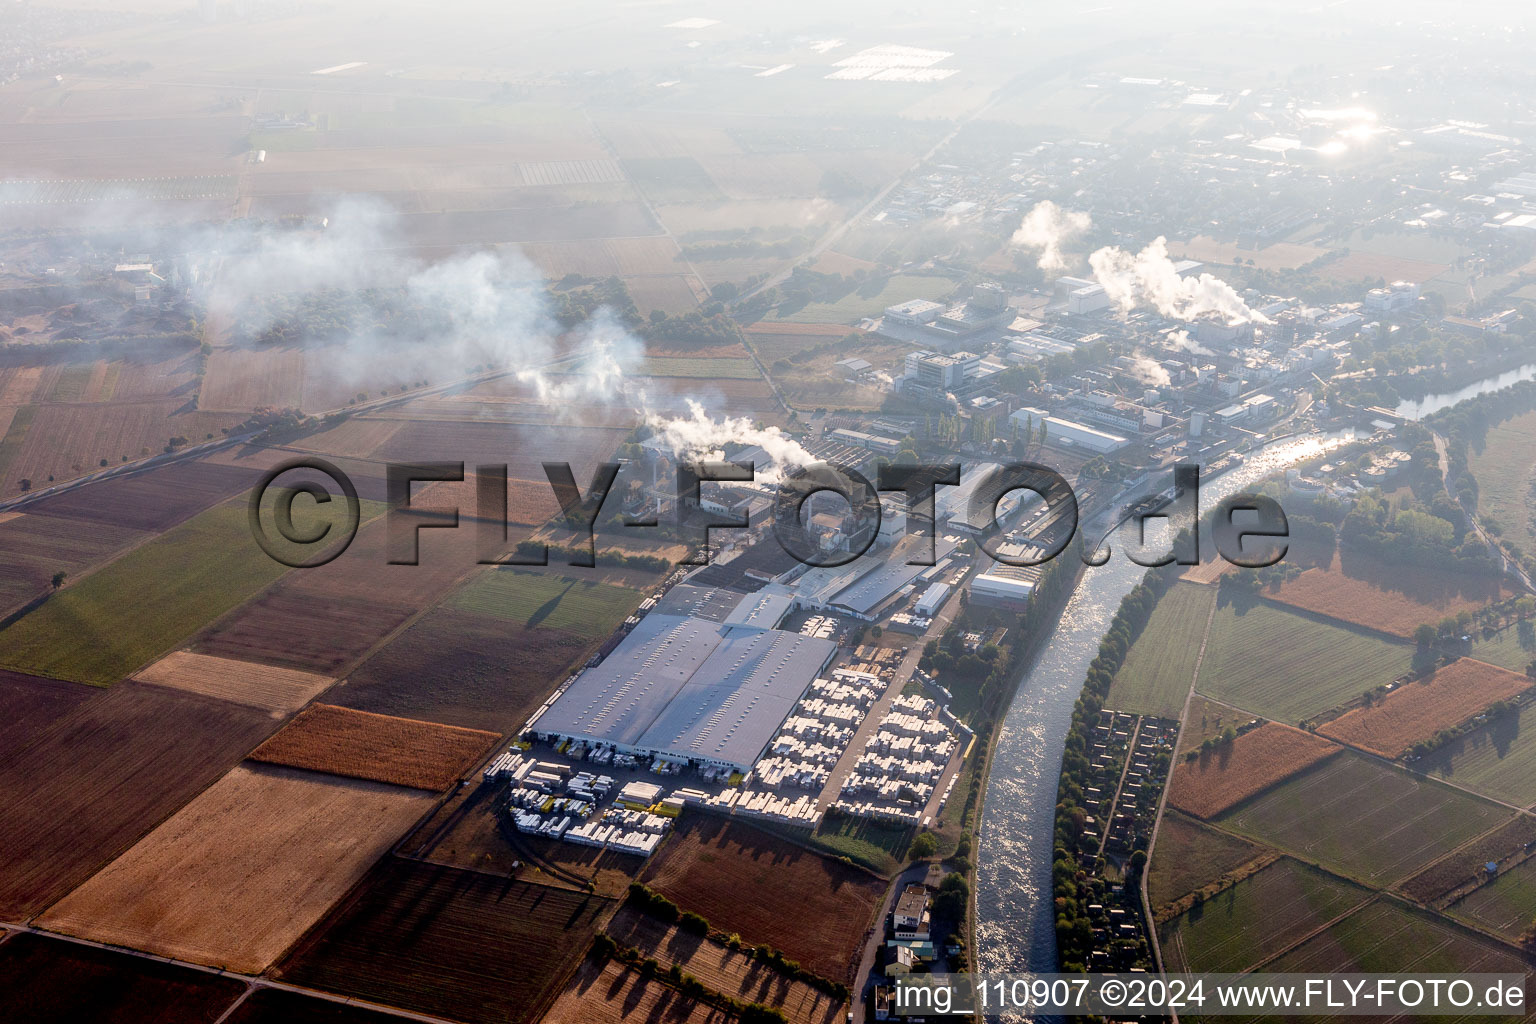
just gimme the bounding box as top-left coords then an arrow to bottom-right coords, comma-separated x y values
1216,752 -> 1512,887
0,509 -> 149,617
133,650 -> 334,715
638,356 -> 761,379
1314,250 -> 1448,285
1416,704 -> 1536,807
1265,897 -> 1533,978
282,416 -> 404,459
1469,409 -> 1536,558
1168,236 -> 1328,271
449,568 -> 643,639
1169,724 -> 1342,819
640,817 -> 886,982
1317,658 -> 1532,759
1195,596 -> 1414,724
1401,816 -> 1536,905
542,959 -> 734,1024
1107,583 -> 1213,718
1178,695 -> 1248,755
20,457 -> 258,533
0,669 -> 94,761
222,988 -> 411,1024
1446,855 -> 1536,942
1159,858 -> 1370,974
625,276 -> 704,315
0,399 -> 245,499
274,860 -> 612,1024
333,607 -> 589,734
604,907 -> 846,1024
0,933 -> 244,1024
1147,812 -> 1270,913
249,704 -> 498,791
0,681 -> 279,919
742,322 -> 852,363
38,764 -> 435,974
1266,550 -> 1502,638
0,499 -> 294,685
764,274 -> 956,325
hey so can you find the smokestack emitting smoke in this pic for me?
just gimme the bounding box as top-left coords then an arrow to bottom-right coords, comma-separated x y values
1010,200 -> 1091,271
1128,354 -> 1171,387
1163,329 -> 1214,356
645,400 -> 814,486
1088,237 -> 1269,324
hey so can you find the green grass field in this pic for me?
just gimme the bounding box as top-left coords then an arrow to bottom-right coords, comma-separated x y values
1197,597 -> 1413,724
1464,624 -> 1536,674
1160,858 -> 1369,973
766,274 -> 955,325
1446,856 -> 1536,942
1216,753 -> 1511,888
1147,811 -> 1266,911
798,814 -> 910,876
1107,583 -> 1212,718
639,357 -> 761,380
1470,410 -> 1536,558
448,569 -> 640,639
1266,897 -> 1531,977
1418,705 -> 1536,808
0,502 -> 284,685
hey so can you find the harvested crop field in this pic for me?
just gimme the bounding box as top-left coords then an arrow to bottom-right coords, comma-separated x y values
1195,595 -> 1413,723
1400,815 -> 1536,904
543,958 -> 734,1024
1447,855 -> 1536,942
198,347 -> 305,411
0,681 -> 279,920
1217,752 -> 1509,887
249,704 -> 498,791
1266,551 -> 1502,638
133,650 -> 333,715
38,764 -> 435,974
334,609 -> 591,734
1147,811 -> 1269,912
1160,858 -> 1370,974
640,817 -> 886,982
0,933 -> 245,1024
1168,723 -> 1343,819
1317,658 -> 1532,758
1315,250 -> 1447,284
605,906 -> 846,1024
274,860 -> 612,1024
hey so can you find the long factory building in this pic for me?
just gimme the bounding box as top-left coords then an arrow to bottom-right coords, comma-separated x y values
531,600 -> 836,774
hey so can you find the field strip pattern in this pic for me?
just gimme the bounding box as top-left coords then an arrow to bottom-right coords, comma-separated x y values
0,177 -> 237,204
133,651 -> 334,715
514,159 -> 626,186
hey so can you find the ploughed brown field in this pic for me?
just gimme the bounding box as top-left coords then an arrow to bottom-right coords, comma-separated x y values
639,817 -> 886,982
0,681 -> 280,919
273,860 -> 612,1024
133,650 -> 334,715
1168,723 -> 1344,819
542,958 -> 734,1024
13,457 -> 257,533
38,764 -> 435,974
222,987 -> 412,1024
0,511 -> 148,617
249,703 -> 498,791
0,669 -> 94,762
606,906 -> 846,1024
0,933 -> 244,1024
1266,551 -> 1502,638
1318,658 -> 1533,758
334,608 -> 591,735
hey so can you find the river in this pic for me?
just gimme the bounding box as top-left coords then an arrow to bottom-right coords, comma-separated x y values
972,434 -> 1361,983
1393,363 -> 1536,420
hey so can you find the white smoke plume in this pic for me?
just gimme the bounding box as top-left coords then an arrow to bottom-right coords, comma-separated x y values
1163,329 -> 1214,356
1128,354 -> 1171,387
202,197 -> 645,407
1088,236 -> 1269,324
1010,200 -> 1091,272
645,399 -> 814,486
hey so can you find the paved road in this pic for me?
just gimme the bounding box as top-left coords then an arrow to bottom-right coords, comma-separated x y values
851,862 -> 930,1024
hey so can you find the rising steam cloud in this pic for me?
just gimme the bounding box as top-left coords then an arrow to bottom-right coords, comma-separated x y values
1010,200 -> 1091,271
1088,236 -> 1270,324
645,400 -> 814,486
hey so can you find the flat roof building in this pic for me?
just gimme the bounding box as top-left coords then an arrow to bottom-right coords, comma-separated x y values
535,613 -> 835,772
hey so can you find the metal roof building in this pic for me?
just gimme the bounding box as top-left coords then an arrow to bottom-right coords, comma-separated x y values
533,612 -> 834,772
